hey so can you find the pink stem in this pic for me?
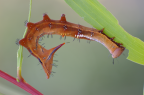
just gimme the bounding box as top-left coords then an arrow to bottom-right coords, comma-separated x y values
0,70 -> 43,95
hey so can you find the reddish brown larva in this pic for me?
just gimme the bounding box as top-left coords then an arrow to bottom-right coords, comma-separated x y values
19,14 -> 125,79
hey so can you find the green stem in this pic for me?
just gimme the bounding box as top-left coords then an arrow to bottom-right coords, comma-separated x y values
17,0 -> 32,82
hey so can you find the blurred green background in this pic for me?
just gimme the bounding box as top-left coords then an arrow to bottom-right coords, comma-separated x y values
0,0 -> 144,95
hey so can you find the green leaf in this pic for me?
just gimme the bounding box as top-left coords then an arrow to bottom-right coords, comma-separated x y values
65,0 -> 144,64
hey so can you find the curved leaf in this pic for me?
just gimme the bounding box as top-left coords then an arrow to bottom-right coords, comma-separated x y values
65,0 -> 144,64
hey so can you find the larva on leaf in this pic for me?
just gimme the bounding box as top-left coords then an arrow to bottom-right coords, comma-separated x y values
19,14 -> 124,78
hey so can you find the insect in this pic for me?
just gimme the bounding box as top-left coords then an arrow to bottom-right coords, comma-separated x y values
19,13 -> 125,79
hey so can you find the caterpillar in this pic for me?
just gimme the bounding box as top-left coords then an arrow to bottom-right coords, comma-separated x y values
19,13 -> 125,79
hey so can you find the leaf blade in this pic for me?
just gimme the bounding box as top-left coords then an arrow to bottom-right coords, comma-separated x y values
65,0 -> 144,64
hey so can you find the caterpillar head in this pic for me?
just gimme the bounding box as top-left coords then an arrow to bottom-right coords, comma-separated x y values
112,47 -> 125,58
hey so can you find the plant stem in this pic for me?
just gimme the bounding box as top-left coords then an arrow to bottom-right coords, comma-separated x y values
17,0 -> 32,81
0,70 -> 43,95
